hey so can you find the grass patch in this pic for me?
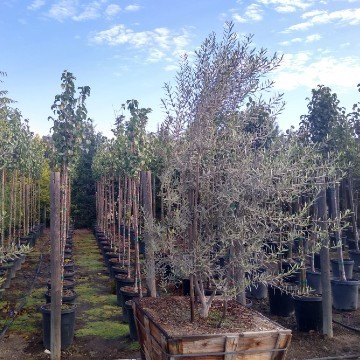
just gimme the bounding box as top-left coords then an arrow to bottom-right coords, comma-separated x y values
75,284 -> 114,305
128,341 -> 141,351
75,320 -> 129,339
10,312 -> 42,334
83,305 -> 121,320
74,254 -> 103,271
73,235 -> 104,271
25,288 -> 45,307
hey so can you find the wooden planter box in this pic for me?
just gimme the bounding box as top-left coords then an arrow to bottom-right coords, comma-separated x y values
133,296 -> 292,360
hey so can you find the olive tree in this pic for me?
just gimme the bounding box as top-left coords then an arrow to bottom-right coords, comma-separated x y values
148,22 -> 340,320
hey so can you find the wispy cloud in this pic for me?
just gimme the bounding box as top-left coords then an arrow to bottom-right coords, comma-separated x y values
47,0 -> 77,22
301,10 -> 325,19
284,8 -> 360,32
105,4 -> 121,17
279,33 -> 321,46
125,4 -> 141,12
257,0 -> 312,13
232,4 -> 263,23
27,0 -> 46,10
73,2 -> 103,21
90,24 -> 192,64
305,33 -> 322,42
46,0 -> 127,22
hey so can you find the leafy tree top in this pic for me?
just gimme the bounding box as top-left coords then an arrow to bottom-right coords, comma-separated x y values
48,70 -> 91,170
299,85 -> 347,148
300,84 -> 359,174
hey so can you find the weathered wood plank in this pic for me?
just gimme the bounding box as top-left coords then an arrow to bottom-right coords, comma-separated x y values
224,336 -> 239,360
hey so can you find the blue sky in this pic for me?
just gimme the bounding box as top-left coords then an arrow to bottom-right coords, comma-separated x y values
1,0 -> 359,138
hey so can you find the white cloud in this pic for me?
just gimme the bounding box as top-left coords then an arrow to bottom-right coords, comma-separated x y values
232,3 -> 263,23
27,0 -> 46,10
305,33 -> 321,42
284,8 -> 360,32
46,1 -> 126,22
246,4 -> 263,20
275,5 -> 298,13
105,4 -> 121,17
47,0 -> 77,22
257,0 -> 312,12
147,48 -> 166,63
90,24 -> 192,64
125,4 -> 141,12
73,2 -> 102,21
301,10 -> 326,19
279,37 -> 302,45
274,53 -> 360,91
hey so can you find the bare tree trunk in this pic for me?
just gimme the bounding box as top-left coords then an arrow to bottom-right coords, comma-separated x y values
133,176 -> 142,296
329,183 -> 346,281
18,175 -> 23,239
142,170 -> 156,297
8,171 -> 15,244
117,174 -> 123,262
126,177 -> 132,278
50,172 -> 61,359
25,182 -> 30,236
111,176 -> 116,245
318,184 -> 333,338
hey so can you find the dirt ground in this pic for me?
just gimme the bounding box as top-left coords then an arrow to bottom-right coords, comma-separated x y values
1,228 -> 360,360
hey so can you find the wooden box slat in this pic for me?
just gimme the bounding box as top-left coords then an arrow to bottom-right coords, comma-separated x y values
133,298 -> 292,360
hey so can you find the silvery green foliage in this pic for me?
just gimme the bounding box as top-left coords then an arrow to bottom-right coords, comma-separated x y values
149,22 -> 342,317
0,243 -> 31,263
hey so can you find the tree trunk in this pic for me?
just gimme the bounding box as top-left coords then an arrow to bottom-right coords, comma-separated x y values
318,184 -> 333,338
50,172 -> 61,359
132,176 -> 142,296
142,171 -> 156,297
329,183 -> 346,281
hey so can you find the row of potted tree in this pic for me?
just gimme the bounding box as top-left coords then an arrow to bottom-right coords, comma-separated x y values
0,71 -> 47,298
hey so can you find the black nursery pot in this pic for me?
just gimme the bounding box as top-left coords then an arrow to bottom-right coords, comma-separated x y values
125,300 -> 138,340
115,275 -> 135,306
348,250 -> 360,270
47,279 -> 75,291
314,253 -> 321,270
330,258 -> 354,279
40,304 -> 76,350
246,282 -> 268,299
120,286 -> 146,323
294,295 -> 323,332
44,290 -> 77,304
331,278 -> 360,311
268,284 -> 294,317
306,270 -> 322,295
182,278 -> 190,296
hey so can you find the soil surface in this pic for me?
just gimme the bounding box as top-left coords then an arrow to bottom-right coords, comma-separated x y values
1,228 -> 360,359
